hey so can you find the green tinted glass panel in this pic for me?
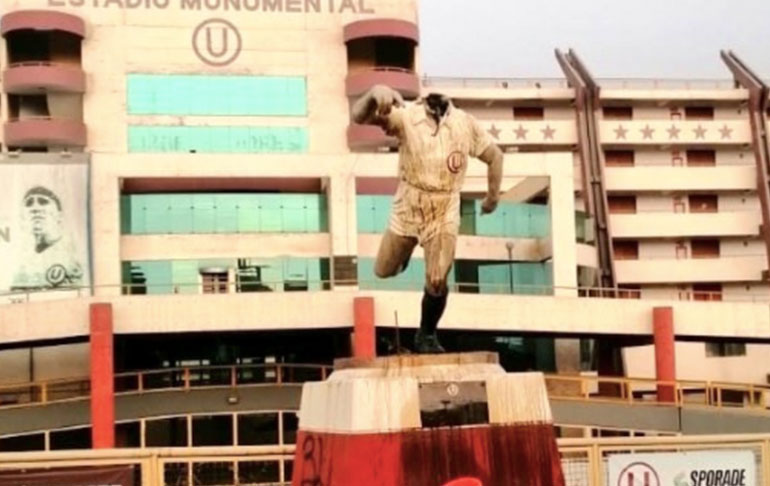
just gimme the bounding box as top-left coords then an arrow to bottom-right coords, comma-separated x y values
169,195 -> 194,234
215,195 -> 240,233
354,197 -> 551,238
357,258 -> 456,291
121,194 -> 327,235
472,201 -> 550,238
355,195 -> 392,234
127,74 -> 307,116
128,126 -> 308,153
122,258 -> 327,294
575,211 -> 587,243
478,262 -> 552,295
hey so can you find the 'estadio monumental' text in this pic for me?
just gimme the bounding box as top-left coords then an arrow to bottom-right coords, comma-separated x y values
48,0 -> 375,12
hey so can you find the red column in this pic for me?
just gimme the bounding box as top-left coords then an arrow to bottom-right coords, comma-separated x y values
353,297 -> 376,359
653,306 -> 676,403
90,303 -> 115,448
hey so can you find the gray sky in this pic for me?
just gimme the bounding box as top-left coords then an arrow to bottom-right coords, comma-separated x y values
419,0 -> 770,80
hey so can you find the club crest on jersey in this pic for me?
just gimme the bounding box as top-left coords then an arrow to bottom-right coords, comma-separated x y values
447,151 -> 466,174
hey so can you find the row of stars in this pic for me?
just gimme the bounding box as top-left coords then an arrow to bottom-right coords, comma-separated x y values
486,123 -> 736,142
614,124 -> 733,140
487,124 -> 557,141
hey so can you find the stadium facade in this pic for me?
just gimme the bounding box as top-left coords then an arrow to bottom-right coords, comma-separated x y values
1,0 -> 770,452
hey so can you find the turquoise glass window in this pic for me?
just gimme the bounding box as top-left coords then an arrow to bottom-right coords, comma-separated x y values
127,126 -> 308,153
121,194 -> 328,235
356,196 -> 552,238
357,258 -> 456,291
122,258 -> 329,294
357,258 -> 551,295
127,74 -> 307,116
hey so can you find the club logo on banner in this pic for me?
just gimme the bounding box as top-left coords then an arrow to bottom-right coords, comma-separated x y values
0,159 -> 91,295
609,450 -> 755,486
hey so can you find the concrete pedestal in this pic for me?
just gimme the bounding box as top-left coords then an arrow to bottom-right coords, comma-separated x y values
291,352 -> 565,486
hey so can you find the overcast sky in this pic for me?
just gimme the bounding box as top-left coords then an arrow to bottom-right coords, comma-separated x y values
418,0 -> 770,80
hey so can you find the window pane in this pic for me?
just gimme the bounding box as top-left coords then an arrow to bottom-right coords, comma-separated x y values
259,195 -> 283,232
127,74 -> 307,116
50,427 -> 91,450
238,461 -> 280,484
192,462 -> 233,486
169,195 -> 194,234
282,412 -> 299,445
237,413 -> 279,445
116,422 -> 141,448
128,126 -> 308,154
0,433 -> 45,452
214,195 -> 239,234
164,463 -> 189,486
192,415 -> 233,447
146,417 -> 188,447
144,195 -> 170,234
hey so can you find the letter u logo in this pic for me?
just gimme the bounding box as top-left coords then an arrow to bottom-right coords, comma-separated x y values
192,18 -> 243,66
205,26 -> 228,57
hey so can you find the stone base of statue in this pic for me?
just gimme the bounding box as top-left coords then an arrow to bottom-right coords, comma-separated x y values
291,352 -> 565,486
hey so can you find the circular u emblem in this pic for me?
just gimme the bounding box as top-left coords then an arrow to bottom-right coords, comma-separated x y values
46,264 -> 68,286
447,151 -> 466,174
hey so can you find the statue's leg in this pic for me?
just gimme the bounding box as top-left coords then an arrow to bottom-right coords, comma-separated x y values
415,232 -> 457,353
374,229 -> 418,279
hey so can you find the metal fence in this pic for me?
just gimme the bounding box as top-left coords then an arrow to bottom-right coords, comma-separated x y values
1,435 -> 769,486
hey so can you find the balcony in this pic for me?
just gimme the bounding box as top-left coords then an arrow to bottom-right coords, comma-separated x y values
346,67 -> 420,99
421,77 -> 573,101
4,62 -> 85,94
611,211 -> 761,238
4,117 -> 87,147
615,256 -> 767,284
347,123 -> 397,151
599,120 -> 751,146
598,79 -> 748,103
343,18 -> 419,44
480,120 -> 577,147
0,10 -> 85,37
605,166 -> 755,192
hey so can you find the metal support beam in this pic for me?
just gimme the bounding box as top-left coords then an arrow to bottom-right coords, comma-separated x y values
721,50 -> 770,283
556,49 -> 617,293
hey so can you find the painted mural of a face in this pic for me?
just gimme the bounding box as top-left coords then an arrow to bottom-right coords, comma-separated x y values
22,186 -> 64,253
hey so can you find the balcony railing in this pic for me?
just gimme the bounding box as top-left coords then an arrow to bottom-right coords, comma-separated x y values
346,66 -> 419,98
610,210 -> 761,238
4,116 -> 86,147
596,78 -> 736,90
1,363 -> 769,413
4,280 -> 770,304
3,61 -> 85,94
422,77 -> 569,89
615,255 -> 767,284
0,363 -> 331,410
605,165 -> 756,192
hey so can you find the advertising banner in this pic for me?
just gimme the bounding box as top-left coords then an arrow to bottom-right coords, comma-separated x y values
0,160 -> 90,294
608,450 -> 755,486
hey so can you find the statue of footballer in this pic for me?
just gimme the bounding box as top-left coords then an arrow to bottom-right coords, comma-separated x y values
352,85 -> 504,353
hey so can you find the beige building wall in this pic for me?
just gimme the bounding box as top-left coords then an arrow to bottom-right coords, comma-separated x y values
624,342 -> 770,385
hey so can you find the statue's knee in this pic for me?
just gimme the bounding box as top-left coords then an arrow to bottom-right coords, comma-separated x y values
426,276 -> 447,296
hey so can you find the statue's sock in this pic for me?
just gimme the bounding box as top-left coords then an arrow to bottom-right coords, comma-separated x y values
419,289 -> 448,334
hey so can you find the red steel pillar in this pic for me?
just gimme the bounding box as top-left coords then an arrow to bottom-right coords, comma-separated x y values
653,306 -> 676,403
90,303 -> 115,448
352,297 -> 376,359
